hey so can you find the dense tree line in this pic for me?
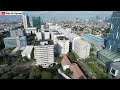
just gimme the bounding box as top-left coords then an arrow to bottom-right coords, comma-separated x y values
0,64 -> 62,79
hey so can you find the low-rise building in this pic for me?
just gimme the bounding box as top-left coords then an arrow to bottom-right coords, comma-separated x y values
10,29 -> 25,37
98,49 -> 120,67
21,45 -> 34,59
60,54 -> 87,79
109,62 -> 120,79
4,36 -> 27,48
70,63 -> 87,79
81,34 -> 105,55
60,54 -> 71,70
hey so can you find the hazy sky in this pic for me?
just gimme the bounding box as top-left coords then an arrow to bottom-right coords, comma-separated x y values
0,11 -> 113,20
23,11 -> 113,19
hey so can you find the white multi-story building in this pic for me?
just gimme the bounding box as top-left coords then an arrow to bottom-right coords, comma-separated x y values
34,40 -> 54,68
68,33 -> 81,51
35,32 -> 42,41
43,30 -> 50,40
41,25 -> 44,29
25,27 -> 37,34
51,32 -> 64,45
57,36 -> 69,55
73,38 -> 91,59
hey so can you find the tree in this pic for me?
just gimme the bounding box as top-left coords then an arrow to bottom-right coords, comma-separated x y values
23,56 -> 29,62
53,75 -> 59,79
65,68 -> 73,76
41,71 -> 52,79
67,52 -> 77,63
13,73 -> 26,79
79,75 -> 85,79
16,55 -> 23,64
53,64 -> 61,70
55,57 -> 61,64
29,68 -> 42,79
0,73 -> 10,79
10,68 -> 20,77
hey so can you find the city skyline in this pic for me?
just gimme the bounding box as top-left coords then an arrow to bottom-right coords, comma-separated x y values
23,11 -> 113,19
0,11 -> 113,20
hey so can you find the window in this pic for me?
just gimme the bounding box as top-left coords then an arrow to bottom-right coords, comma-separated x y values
111,68 -> 116,75
111,24 -> 113,30
109,45 -> 111,50
116,32 -> 119,39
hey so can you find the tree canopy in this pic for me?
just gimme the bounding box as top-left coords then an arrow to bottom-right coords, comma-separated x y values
41,71 -> 52,79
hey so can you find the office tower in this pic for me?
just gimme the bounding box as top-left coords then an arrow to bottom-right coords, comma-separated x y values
106,11 -> 120,53
57,36 -> 69,55
22,15 -> 30,29
73,38 -> 91,59
98,11 -> 120,66
32,16 -> 41,30
4,36 -> 27,48
34,40 -> 54,68
10,29 -> 25,37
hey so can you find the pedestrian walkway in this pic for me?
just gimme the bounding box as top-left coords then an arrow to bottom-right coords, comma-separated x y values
58,69 -> 71,79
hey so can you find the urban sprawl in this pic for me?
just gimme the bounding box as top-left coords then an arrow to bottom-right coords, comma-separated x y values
0,11 -> 119,79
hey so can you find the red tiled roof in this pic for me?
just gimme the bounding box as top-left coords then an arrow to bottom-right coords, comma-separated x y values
60,54 -> 71,65
70,63 -> 87,79
60,54 -> 87,79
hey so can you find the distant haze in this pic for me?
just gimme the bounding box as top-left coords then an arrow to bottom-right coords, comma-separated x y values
0,11 -> 113,20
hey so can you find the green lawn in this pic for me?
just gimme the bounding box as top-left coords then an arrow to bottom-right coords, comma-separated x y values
84,58 -> 96,63
67,52 -> 77,63
87,63 -> 104,78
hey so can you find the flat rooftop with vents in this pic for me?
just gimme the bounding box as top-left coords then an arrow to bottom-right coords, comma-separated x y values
57,36 -> 69,40
99,49 -> 120,62
84,34 -> 104,42
35,40 -> 54,45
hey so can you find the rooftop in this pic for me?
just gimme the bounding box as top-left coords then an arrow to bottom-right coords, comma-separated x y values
35,40 -> 53,45
74,38 -> 90,48
57,36 -> 69,40
99,49 -> 120,62
21,45 -> 33,55
44,30 -> 49,32
60,54 -> 72,65
60,54 -> 87,79
111,62 -> 120,70
84,34 -> 104,42
4,36 -> 26,40
10,28 -> 24,31
70,63 -> 87,79
54,32 -> 62,35
25,27 -> 37,29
